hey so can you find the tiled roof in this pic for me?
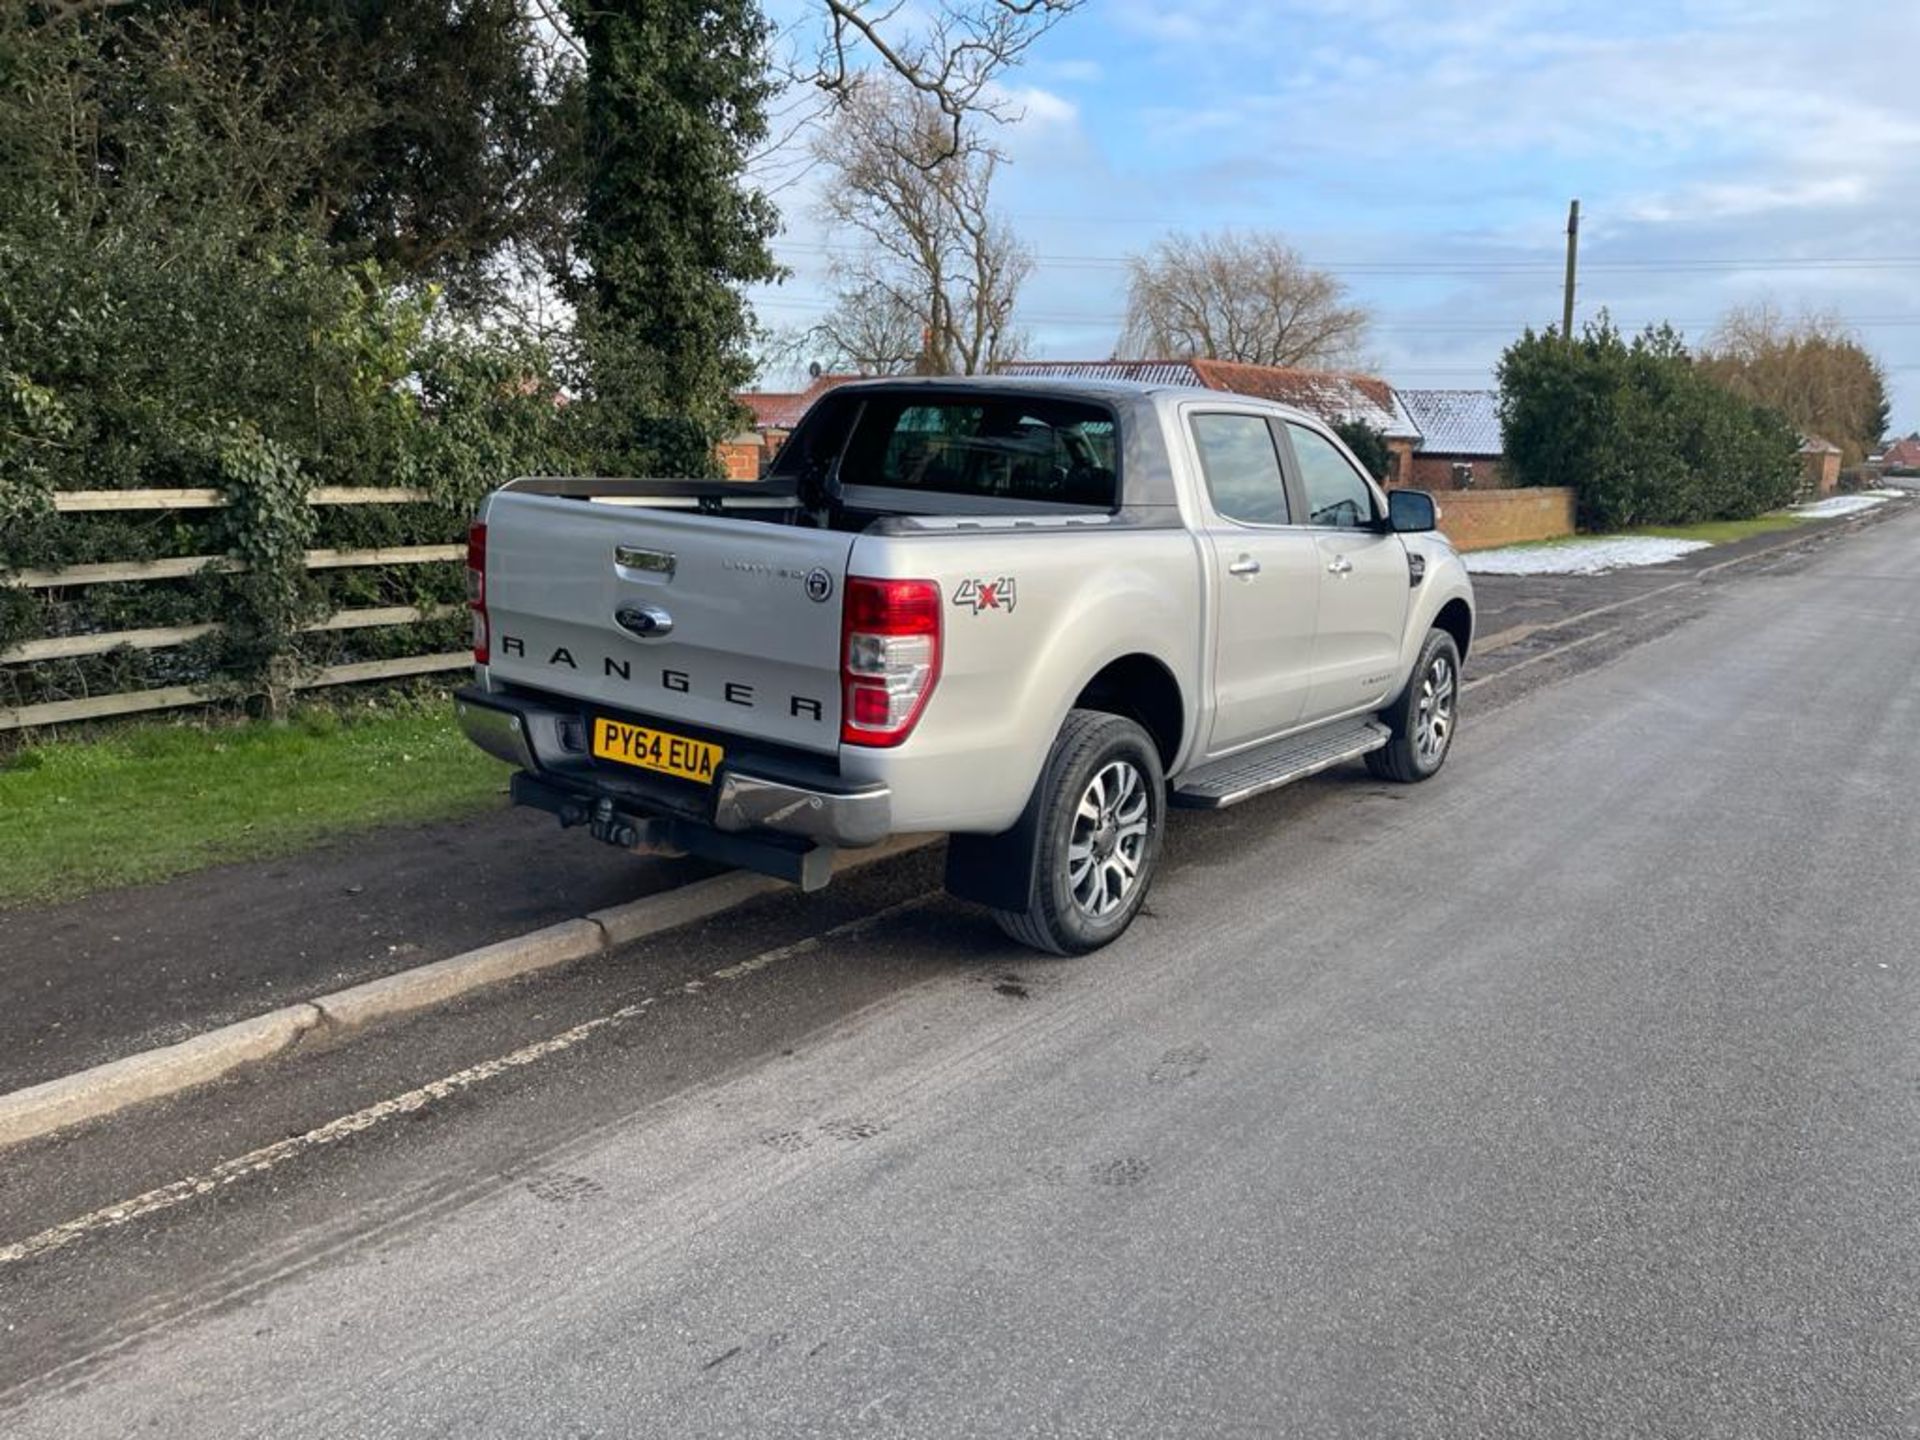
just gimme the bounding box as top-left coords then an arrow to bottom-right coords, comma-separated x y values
1186,360 -> 1421,440
1879,434 -> 1920,466
1398,389 -> 1504,457
999,358 -> 1420,439
735,373 -> 863,431
998,360 -> 1207,387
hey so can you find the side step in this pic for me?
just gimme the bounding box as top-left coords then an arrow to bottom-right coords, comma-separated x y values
1171,717 -> 1390,809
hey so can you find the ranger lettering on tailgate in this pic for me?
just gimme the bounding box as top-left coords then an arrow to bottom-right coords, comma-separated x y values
495,634 -> 827,722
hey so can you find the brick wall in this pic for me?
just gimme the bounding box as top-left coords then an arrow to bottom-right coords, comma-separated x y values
1386,438 -> 1416,487
1423,486 -> 1575,551
716,438 -> 766,481
1410,454 -> 1509,490
1801,450 -> 1841,496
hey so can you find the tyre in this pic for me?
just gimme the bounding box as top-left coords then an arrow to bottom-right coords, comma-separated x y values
1366,628 -> 1460,783
991,709 -> 1166,956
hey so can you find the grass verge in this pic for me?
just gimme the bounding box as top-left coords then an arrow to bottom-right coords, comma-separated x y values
1471,512 -> 1808,553
0,697 -> 507,908
1622,515 -> 1804,545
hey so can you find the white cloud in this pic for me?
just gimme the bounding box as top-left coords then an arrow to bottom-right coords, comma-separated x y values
992,84 -> 1080,130
1628,176 -> 1874,225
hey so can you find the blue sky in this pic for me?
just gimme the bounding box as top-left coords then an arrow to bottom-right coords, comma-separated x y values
755,0 -> 1920,432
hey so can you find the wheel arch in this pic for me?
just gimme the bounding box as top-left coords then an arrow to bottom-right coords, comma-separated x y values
1071,652 -> 1186,770
1433,595 -> 1473,661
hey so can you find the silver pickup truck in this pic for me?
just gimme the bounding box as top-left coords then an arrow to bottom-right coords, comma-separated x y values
456,376 -> 1474,954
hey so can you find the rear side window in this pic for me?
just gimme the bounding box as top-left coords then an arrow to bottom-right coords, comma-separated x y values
1288,423 -> 1377,529
837,395 -> 1119,508
1191,412 -> 1289,524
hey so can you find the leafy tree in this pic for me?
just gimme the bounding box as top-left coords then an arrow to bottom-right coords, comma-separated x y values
0,8 -> 575,710
32,1 -> 579,309
1497,317 -> 1798,530
1331,419 -> 1392,483
1117,232 -> 1370,369
561,0 -> 781,476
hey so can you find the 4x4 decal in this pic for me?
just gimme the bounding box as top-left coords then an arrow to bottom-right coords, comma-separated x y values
953,576 -> 1017,614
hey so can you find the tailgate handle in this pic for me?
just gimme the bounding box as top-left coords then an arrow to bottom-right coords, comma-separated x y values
614,603 -> 675,640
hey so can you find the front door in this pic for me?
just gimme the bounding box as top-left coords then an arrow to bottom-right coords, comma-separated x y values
1284,422 -> 1411,720
1189,410 -> 1323,755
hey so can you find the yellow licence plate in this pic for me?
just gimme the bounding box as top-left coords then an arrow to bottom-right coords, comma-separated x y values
591,718 -> 723,784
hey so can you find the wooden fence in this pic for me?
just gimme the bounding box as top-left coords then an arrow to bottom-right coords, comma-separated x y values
1,487 -> 469,731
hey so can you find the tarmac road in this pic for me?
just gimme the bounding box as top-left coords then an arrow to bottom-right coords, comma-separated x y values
2,504 -> 1917,1437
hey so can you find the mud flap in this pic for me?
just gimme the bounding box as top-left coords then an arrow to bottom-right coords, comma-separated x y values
942,764 -> 1051,912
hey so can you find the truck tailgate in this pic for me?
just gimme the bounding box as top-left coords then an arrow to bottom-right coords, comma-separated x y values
482,493 -> 854,754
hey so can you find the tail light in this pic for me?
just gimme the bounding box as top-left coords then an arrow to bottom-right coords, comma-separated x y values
841,577 -> 941,746
466,520 -> 489,664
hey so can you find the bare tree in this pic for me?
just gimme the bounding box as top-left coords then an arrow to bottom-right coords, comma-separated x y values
1117,232 -> 1371,369
1699,302 -> 1891,464
764,279 -> 924,377
802,1 -> 1081,159
809,78 -> 1030,376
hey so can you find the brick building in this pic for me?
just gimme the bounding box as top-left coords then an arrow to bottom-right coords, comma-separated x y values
1797,435 -> 1842,496
1396,389 -> 1507,489
1878,433 -> 1920,473
719,373 -> 862,479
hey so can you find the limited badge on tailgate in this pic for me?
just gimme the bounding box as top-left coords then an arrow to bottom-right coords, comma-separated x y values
591,718 -> 723,783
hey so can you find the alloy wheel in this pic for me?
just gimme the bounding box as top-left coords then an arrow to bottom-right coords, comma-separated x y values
1067,759 -> 1151,917
1414,652 -> 1456,765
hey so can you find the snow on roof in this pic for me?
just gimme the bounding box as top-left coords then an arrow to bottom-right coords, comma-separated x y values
998,360 -> 1207,387
1399,389 -> 1504,457
1185,360 -> 1421,440
1797,434 -> 1842,455
999,358 -> 1420,439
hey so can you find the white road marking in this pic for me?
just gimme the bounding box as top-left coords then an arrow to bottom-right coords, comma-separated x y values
1463,626 -> 1620,692
0,894 -> 937,1267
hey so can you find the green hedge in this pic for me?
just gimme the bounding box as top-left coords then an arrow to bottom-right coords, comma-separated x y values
0,10 -> 588,719
1497,320 -> 1800,531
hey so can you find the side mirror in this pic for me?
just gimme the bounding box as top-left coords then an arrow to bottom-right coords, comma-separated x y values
1387,489 -> 1437,534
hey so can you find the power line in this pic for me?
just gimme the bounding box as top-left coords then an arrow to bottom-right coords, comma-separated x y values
770,238 -> 1920,277
750,293 -> 1920,334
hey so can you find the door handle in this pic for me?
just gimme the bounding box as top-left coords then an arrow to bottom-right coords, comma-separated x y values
1227,556 -> 1261,577
1326,556 -> 1353,576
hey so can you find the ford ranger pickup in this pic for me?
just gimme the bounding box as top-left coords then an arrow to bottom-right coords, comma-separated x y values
455,376 -> 1475,954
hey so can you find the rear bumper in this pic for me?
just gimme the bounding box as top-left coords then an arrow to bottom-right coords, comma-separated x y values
455,686 -> 892,855
711,769 -> 890,847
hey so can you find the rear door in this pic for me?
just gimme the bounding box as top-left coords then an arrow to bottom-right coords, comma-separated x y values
482,492 -> 855,754
1190,410 -> 1323,756
1283,422 -> 1410,721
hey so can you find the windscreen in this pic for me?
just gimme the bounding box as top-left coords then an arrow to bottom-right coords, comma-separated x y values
836,394 -> 1119,508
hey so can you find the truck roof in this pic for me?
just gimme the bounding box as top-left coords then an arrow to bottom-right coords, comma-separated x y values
779,373 -> 1350,517
824,372 -> 1322,427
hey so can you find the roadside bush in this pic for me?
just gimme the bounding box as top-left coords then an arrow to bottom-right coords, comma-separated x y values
0,10 -> 583,715
1497,318 -> 1799,531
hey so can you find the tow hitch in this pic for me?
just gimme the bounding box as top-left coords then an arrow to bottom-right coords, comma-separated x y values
509,772 -> 834,891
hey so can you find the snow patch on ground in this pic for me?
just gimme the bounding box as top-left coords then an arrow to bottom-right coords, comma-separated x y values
1793,493 -> 1893,518
1464,537 -> 1711,576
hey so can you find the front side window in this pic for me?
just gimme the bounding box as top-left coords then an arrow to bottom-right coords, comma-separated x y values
837,395 -> 1118,507
1288,423 -> 1378,529
1191,413 -> 1289,525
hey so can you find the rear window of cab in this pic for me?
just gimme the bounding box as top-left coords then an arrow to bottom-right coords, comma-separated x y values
832,394 -> 1120,508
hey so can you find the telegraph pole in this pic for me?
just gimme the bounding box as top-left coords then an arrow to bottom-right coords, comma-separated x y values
1561,199 -> 1580,344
